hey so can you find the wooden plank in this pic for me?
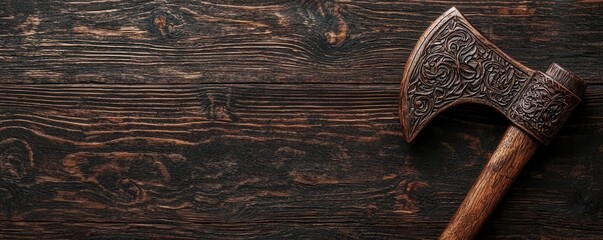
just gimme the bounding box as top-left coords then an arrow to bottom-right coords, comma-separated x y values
0,1 -> 601,84
0,84 -> 601,239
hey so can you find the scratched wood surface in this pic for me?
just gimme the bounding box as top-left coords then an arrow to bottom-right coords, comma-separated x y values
1,0 -> 601,84
0,1 -> 601,239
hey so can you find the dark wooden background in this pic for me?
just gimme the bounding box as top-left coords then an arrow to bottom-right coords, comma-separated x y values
0,0 -> 601,239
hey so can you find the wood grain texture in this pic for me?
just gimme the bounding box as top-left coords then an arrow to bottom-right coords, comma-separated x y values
1,0 -> 602,239
0,0 -> 601,84
0,84 -> 601,239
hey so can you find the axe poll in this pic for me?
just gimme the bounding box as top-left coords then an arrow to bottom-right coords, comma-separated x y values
399,7 -> 586,240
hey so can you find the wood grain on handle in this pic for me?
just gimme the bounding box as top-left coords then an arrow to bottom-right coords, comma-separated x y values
439,126 -> 540,240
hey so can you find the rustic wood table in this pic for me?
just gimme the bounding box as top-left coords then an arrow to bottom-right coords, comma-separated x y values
1,1 -> 601,239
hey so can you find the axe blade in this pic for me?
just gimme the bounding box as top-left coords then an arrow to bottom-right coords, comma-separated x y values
399,7 -> 535,142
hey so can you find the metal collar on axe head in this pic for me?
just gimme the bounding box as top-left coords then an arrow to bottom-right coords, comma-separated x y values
399,7 -> 586,144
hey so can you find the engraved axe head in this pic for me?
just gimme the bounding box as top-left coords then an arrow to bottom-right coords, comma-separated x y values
400,7 -> 586,144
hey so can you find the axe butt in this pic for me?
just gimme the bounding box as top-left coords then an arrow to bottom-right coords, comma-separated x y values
439,125 -> 540,240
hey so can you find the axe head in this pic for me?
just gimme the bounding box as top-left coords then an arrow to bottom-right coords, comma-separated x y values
400,7 -> 586,143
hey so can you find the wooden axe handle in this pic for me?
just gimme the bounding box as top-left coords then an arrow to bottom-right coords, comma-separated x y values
439,125 -> 540,240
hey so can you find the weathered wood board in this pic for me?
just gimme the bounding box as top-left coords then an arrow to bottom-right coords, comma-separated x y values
0,84 -> 601,239
0,0 -> 601,84
1,0 -> 602,239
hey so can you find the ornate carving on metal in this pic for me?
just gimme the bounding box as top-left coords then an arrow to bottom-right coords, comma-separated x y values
400,8 -> 583,144
509,72 -> 581,141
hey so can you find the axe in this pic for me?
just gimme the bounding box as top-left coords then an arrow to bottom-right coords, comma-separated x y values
399,7 -> 586,239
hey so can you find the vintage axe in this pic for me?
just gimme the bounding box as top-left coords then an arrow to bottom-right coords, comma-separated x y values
399,7 -> 586,239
